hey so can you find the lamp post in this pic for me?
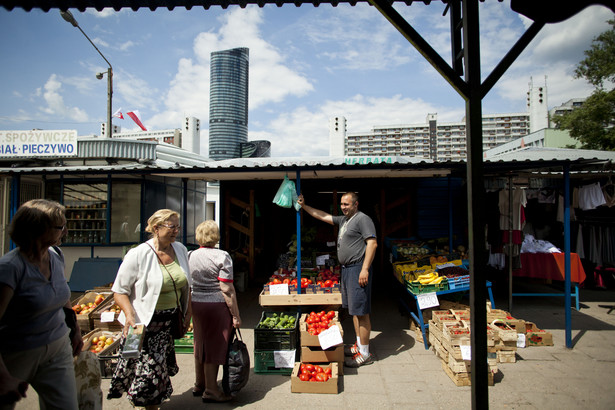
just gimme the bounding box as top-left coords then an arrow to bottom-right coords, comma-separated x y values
60,10 -> 113,138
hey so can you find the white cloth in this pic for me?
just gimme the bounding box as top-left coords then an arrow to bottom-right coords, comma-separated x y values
520,234 -> 560,253
112,239 -> 191,326
578,182 -> 607,210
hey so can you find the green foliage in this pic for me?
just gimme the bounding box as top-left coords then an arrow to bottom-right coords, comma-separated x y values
553,90 -> 615,150
574,19 -> 615,89
555,19 -> 615,150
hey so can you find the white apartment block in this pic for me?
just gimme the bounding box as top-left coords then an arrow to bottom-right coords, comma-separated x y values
104,117 -> 201,155
336,79 -> 550,161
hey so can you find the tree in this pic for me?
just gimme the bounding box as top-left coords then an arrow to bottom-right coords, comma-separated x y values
553,19 -> 615,150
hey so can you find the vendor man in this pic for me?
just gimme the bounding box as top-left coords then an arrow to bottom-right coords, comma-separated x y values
297,192 -> 377,368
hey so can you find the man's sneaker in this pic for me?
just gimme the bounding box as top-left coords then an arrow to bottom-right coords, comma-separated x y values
344,343 -> 359,357
344,352 -> 375,368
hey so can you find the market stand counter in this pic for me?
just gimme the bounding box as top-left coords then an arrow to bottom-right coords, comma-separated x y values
513,252 -> 586,310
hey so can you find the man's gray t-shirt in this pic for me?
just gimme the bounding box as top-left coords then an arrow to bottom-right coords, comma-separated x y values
332,211 -> 377,265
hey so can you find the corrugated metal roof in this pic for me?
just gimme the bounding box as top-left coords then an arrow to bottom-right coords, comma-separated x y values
484,147 -> 615,164
2,148 -> 614,180
1,0 -> 422,12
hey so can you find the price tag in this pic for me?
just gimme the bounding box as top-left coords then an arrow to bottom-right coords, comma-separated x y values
100,311 -> 115,323
316,254 -> 329,266
269,284 -> 289,295
436,262 -> 456,269
417,292 -> 439,310
273,350 -> 296,368
460,345 -> 472,361
517,333 -> 526,348
318,325 -> 343,350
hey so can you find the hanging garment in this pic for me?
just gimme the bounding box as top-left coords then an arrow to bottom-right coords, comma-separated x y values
499,188 -> 527,231
575,224 -> 585,259
578,182 -> 607,210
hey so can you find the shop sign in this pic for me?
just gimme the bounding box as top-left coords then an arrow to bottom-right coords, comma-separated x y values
0,130 -> 78,158
344,156 -> 394,165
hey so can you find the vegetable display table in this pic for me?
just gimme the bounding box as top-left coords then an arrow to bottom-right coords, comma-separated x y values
400,281 -> 496,350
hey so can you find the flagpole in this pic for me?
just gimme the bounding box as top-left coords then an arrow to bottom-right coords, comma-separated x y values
61,10 -> 113,138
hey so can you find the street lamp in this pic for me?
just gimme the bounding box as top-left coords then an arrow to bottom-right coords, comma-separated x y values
60,10 -> 113,138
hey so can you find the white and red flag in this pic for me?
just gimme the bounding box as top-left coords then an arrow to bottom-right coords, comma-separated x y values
127,110 -> 147,131
113,108 -> 124,119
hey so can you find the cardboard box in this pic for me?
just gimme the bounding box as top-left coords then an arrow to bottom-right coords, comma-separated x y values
299,313 -> 343,347
259,291 -> 342,307
71,291 -> 112,332
291,362 -> 339,394
300,345 -> 344,363
81,328 -> 121,355
524,322 -> 554,346
91,297 -> 123,331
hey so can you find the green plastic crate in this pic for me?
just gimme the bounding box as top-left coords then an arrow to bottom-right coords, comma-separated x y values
174,331 -> 194,354
253,349 -> 296,375
254,311 -> 299,351
405,278 -> 448,295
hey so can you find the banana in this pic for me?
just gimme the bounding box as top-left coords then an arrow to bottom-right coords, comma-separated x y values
427,276 -> 444,285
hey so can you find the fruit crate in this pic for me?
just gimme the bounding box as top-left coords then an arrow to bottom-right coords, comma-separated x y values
174,332 -> 194,354
405,278 -> 448,295
254,311 -> 299,351
446,275 -> 470,290
254,349 -> 296,375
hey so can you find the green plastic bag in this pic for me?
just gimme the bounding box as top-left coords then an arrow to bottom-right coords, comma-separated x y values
273,176 -> 300,210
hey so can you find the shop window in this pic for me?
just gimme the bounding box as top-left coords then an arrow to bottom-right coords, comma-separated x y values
63,183 -> 108,244
111,182 -> 142,243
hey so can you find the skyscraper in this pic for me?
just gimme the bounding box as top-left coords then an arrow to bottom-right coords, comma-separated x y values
208,47 -> 249,160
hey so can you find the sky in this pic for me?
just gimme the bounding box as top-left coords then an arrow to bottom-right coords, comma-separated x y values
0,2 -> 613,158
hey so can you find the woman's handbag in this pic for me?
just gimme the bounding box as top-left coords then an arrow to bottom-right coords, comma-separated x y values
222,328 -> 250,396
148,243 -> 187,339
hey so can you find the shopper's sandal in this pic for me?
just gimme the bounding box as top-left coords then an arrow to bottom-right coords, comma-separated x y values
344,343 -> 359,357
202,391 -> 232,403
344,352 -> 375,368
192,385 -> 205,397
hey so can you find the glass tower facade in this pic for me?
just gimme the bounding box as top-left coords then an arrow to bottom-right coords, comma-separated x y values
209,47 -> 249,160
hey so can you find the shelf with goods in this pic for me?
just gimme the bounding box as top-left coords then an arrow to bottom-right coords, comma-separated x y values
63,182 -> 109,244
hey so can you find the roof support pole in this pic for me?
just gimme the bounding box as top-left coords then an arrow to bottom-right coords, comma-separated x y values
563,164 -> 572,348
296,170 -> 302,294
462,1 -> 489,407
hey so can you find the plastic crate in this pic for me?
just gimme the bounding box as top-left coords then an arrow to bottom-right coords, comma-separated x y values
253,349 -> 296,375
447,275 -> 470,290
254,311 -> 299,351
406,279 -> 448,295
174,332 -> 194,354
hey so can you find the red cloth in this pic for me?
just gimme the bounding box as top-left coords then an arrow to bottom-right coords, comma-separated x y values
513,252 -> 586,284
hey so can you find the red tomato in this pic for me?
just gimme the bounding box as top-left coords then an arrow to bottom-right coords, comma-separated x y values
324,367 -> 332,375
315,373 -> 328,382
299,373 -> 309,381
326,311 -> 336,319
283,278 -> 290,285
314,365 -> 323,373
324,280 -> 333,287
305,364 -> 314,372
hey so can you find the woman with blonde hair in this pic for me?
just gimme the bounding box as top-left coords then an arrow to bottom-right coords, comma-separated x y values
0,199 -> 82,409
189,220 -> 241,402
108,209 -> 191,409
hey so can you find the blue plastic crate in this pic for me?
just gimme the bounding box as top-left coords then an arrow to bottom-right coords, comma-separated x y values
447,275 -> 470,290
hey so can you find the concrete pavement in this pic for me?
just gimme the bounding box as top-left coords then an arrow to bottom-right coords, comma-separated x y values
14,280 -> 615,409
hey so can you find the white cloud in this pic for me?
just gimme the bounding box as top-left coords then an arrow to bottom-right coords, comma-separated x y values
257,94 -> 464,157
146,6 -> 313,132
38,74 -> 89,122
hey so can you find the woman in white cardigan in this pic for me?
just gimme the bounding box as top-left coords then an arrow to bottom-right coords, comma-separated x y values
107,209 -> 191,410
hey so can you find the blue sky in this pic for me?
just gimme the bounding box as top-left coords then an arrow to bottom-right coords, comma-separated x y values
0,2 -> 613,157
